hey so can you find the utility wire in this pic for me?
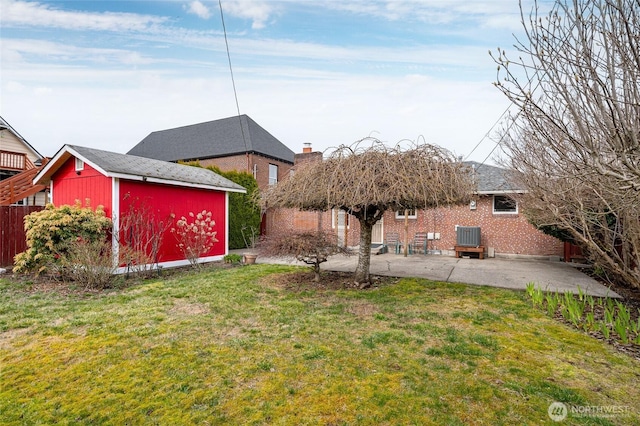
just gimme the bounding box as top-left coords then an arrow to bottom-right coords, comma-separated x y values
463,105 -> 511,161
473,67 -> 543,170
218,0 -> 250,171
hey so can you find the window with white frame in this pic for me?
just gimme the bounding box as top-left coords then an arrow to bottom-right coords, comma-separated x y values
268,164 -> 278,185
493,195 -> 518,214
395,209 -> 417,219
75,157 -> 84,171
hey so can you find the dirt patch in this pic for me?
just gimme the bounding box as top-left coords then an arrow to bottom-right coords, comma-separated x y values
260,270 -> 397,292
345,300 -> 380,318
169,299 -> 209,316
0,327 -> 32,350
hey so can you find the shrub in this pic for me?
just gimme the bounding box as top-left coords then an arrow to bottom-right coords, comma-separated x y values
116,199 -> 173,276
60,238 -> 117,289
171,210 -> 218,268
258,230 -> 350,281
14,201 -> 112,276
223,253 -> 243,264
219,169 -> 260,249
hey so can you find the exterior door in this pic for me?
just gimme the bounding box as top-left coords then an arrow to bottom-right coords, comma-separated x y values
372,218 -> 383,244
336,209 -> 348,247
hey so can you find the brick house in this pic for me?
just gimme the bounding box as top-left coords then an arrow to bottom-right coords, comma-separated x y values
264,147 -> 564,259
380,162 -> 563,258
127,115 -> 295,189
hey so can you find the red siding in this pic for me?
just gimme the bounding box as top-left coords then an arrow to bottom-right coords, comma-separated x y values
51,158 -> 112,215
119,180 -> 227,262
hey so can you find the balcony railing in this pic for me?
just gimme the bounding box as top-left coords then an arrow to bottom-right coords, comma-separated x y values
0,150 -> 35,171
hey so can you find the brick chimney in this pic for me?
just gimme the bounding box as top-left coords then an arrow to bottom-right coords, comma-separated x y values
294,142 -> 322,165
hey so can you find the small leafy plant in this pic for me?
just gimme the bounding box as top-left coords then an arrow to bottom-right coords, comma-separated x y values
172,210 -> 218,268
223,253 -> 243,264
241,225 -> 260,250
524,283 -> 640,346
525,282 -> 544,307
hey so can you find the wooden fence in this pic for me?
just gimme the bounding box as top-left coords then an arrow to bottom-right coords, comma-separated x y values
0,205 -> 43,267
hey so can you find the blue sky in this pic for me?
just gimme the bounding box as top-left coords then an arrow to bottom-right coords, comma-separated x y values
0,0 -> 541,161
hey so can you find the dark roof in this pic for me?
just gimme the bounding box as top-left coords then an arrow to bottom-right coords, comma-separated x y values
128,114 -> 295,164
35,144 -> 246,193
464,161 -> 522,194
0,115 -> 44,159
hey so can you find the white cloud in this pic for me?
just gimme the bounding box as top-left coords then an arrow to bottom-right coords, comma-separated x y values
0,0 -> 169,32
33,86 -> 52,95
2,60 -> 507,164
0,0 -> 514,165
5,81 -> 25,93
221,0 -> 274,29
2,39 -> 156,67
184,0 -> 211,19
318,0 -> 523,29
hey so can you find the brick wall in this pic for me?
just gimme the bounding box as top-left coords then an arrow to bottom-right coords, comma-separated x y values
198,153 -> 293,190
263,145 -> 563,258
264,207 -> 362,247
381,196 -> 563,257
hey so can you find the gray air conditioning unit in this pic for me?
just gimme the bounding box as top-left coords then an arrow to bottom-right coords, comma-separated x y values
456,226 -> 481,247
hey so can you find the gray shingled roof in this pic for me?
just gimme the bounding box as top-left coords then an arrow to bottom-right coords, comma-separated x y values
127,115 -> 295,164
464,161 -> 522,193
66,145 -> 245,192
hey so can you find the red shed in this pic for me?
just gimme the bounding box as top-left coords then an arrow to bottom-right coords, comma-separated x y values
34,144 -> 246,270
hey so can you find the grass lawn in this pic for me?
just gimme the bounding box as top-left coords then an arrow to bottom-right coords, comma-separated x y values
1,264 -> 638,425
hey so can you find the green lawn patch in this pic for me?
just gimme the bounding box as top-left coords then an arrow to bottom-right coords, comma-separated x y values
1,265 -> 638,425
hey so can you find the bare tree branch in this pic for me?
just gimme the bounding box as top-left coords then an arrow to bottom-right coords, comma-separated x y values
493,0 -> 640,289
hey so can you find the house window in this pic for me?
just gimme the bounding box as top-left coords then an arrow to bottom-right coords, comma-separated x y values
395,209 -> 417,219
268,164 -> 278,185
493,195 -> 518,214
75,157 -> 84,171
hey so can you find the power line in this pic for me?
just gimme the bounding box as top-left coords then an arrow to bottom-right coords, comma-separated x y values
218,0 -> 250,171
463,105 -> 511,162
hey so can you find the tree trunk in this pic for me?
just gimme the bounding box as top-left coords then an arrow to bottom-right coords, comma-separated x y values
354,219 -> 373,286
313,263 -> 320,282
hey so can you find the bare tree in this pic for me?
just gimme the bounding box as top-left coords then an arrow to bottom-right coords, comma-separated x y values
261,139 -> 473,286
492,0 -> 640,288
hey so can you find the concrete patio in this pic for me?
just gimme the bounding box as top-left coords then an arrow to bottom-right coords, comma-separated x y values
252,251 -> 620,298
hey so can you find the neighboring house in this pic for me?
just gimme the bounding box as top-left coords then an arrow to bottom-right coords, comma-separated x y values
0,116 -> 47,206
33,145 -> 246,270
127,114 -> 295,189
265,147 -> 564,259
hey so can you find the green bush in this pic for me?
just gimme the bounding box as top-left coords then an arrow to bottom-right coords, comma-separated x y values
207,167 -> 260,249
223,253 -> 243,264
14,201 -> 112,275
